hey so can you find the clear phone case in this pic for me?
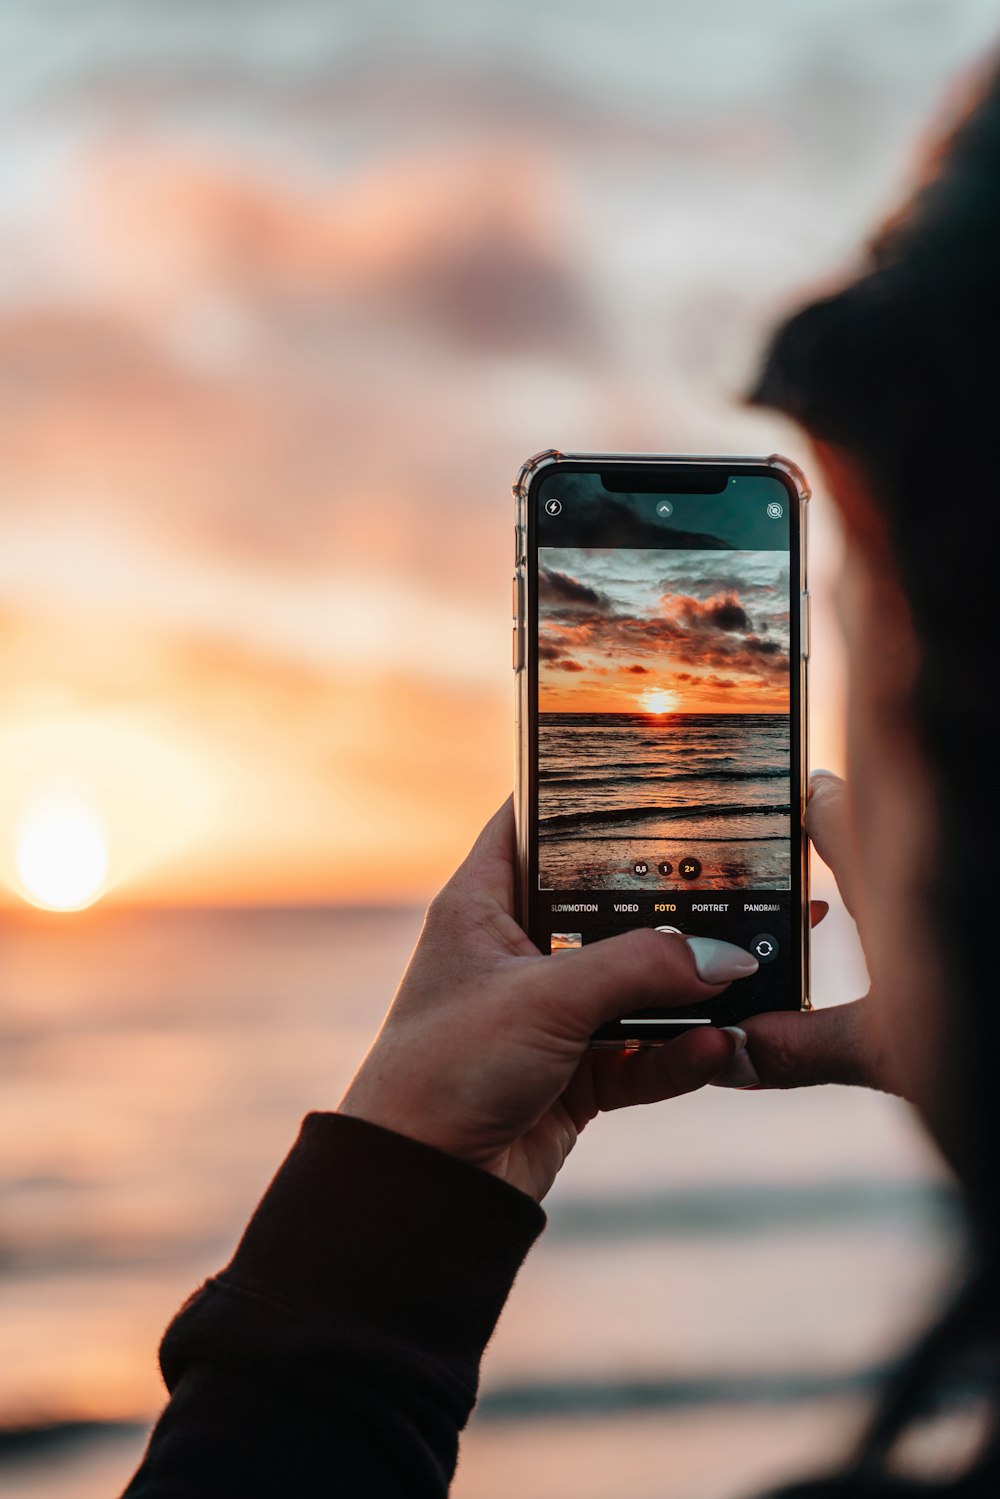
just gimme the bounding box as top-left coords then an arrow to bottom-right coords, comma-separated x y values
512,450 -> 812,1031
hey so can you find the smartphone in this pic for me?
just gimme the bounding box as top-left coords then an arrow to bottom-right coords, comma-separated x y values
513,451 -> 809,1045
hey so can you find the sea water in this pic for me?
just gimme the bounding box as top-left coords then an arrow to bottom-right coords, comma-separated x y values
540,714 -> 790,891
0,904 -> 958,1499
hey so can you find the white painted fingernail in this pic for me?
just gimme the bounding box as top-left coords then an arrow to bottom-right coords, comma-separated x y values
711,1048 -> 761,1088
720,1025 -> 748,1052
684,936 -> 759,983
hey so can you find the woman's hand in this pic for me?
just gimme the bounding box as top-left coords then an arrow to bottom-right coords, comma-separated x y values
339,796 -> 756,1203
713,770 -> 899,1095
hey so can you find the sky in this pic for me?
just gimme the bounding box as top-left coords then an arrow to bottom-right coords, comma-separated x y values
0,0 -> 998,905
538,548 -> 790,713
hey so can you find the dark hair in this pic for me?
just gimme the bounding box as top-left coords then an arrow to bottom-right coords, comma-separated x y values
749,50 -> 1000,1496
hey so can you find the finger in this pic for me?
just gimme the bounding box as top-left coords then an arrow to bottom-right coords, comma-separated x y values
443,794 -> 517,908
712,1000 -> 891,1091
425,797 -> 540,958
810,899 -> 830,928
588,1026 -> 744,1114
806,771 -> 860,915
517,928 -> 758,1038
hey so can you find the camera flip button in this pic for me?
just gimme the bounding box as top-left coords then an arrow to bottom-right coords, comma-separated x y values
751,933 -> 779,963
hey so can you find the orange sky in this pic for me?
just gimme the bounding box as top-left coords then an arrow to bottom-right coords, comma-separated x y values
539,672 -> 790,715
0,123 -> 840,909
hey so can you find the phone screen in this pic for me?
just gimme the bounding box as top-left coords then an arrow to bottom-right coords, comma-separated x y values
519,459 -> 806,1042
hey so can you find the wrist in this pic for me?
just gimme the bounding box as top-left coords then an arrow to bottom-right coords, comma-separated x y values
337,1085 -> 485,1173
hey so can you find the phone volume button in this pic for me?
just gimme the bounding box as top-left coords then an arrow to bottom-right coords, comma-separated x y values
801,591 -> 810,658
512,624 -> 523,671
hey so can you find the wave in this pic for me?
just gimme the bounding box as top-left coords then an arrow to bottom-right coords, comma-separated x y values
478,1363 -> 887,1423
545,1178 -> 957,1244
0,1370 -> 887,1454
539,769 -> 789,786
540,802 -> 790,830
0,1419 -> 146,1462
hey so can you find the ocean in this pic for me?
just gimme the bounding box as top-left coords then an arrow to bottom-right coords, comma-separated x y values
0,901 -> 959,1499
539,714 -> 791,891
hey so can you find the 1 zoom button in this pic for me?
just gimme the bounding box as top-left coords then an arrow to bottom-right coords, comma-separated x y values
751,933 -> 779,963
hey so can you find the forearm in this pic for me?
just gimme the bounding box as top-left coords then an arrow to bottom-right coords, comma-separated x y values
122,1112 -> 546,1498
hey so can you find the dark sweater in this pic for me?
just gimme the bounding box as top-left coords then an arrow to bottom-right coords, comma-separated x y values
120,1111 -> 918,1498
121,1111 -> 546,1497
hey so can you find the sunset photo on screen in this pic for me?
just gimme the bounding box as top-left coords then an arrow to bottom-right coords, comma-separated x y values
537,548 -> 791,891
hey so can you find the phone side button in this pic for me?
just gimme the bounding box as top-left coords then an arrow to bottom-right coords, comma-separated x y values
512,624 -> 523,671
801,591 -> 810,658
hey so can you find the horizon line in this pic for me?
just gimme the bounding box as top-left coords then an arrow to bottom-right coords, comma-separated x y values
538,707 -> 790,714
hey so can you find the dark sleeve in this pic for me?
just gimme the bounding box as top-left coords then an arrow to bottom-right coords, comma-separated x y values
121,1111 -> 546,1498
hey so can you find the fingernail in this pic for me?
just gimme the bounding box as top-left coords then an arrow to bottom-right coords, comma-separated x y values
684,936 -> 759,983
720,1025 -> 747,1052
711,1047 -> 761,1088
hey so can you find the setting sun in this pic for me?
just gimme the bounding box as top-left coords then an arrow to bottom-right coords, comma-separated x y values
14,801 -> 110,911
638,687 -> 679,714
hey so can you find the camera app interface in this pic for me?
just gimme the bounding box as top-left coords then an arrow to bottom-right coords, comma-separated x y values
531,469 -> 801,1034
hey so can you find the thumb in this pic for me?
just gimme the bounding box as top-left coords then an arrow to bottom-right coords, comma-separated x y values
806,771 -> 860,917
518,927 -> 759,1039
711,998 -> 895,1093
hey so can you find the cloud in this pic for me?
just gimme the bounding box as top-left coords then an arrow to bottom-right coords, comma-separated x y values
539,556 -> 791,697
540,602 -> 789,679
553,657 -> 585,672
538,567 -> 611,612
704,594 -> 748,631
655,570 -> 779,600
662,592 -> 748,633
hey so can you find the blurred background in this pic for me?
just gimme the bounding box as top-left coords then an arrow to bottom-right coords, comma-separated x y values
1,2 -> 995,1495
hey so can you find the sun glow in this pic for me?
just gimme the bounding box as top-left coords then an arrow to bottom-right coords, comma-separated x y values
639,686 -> 679,714
14,800 -> 110,911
